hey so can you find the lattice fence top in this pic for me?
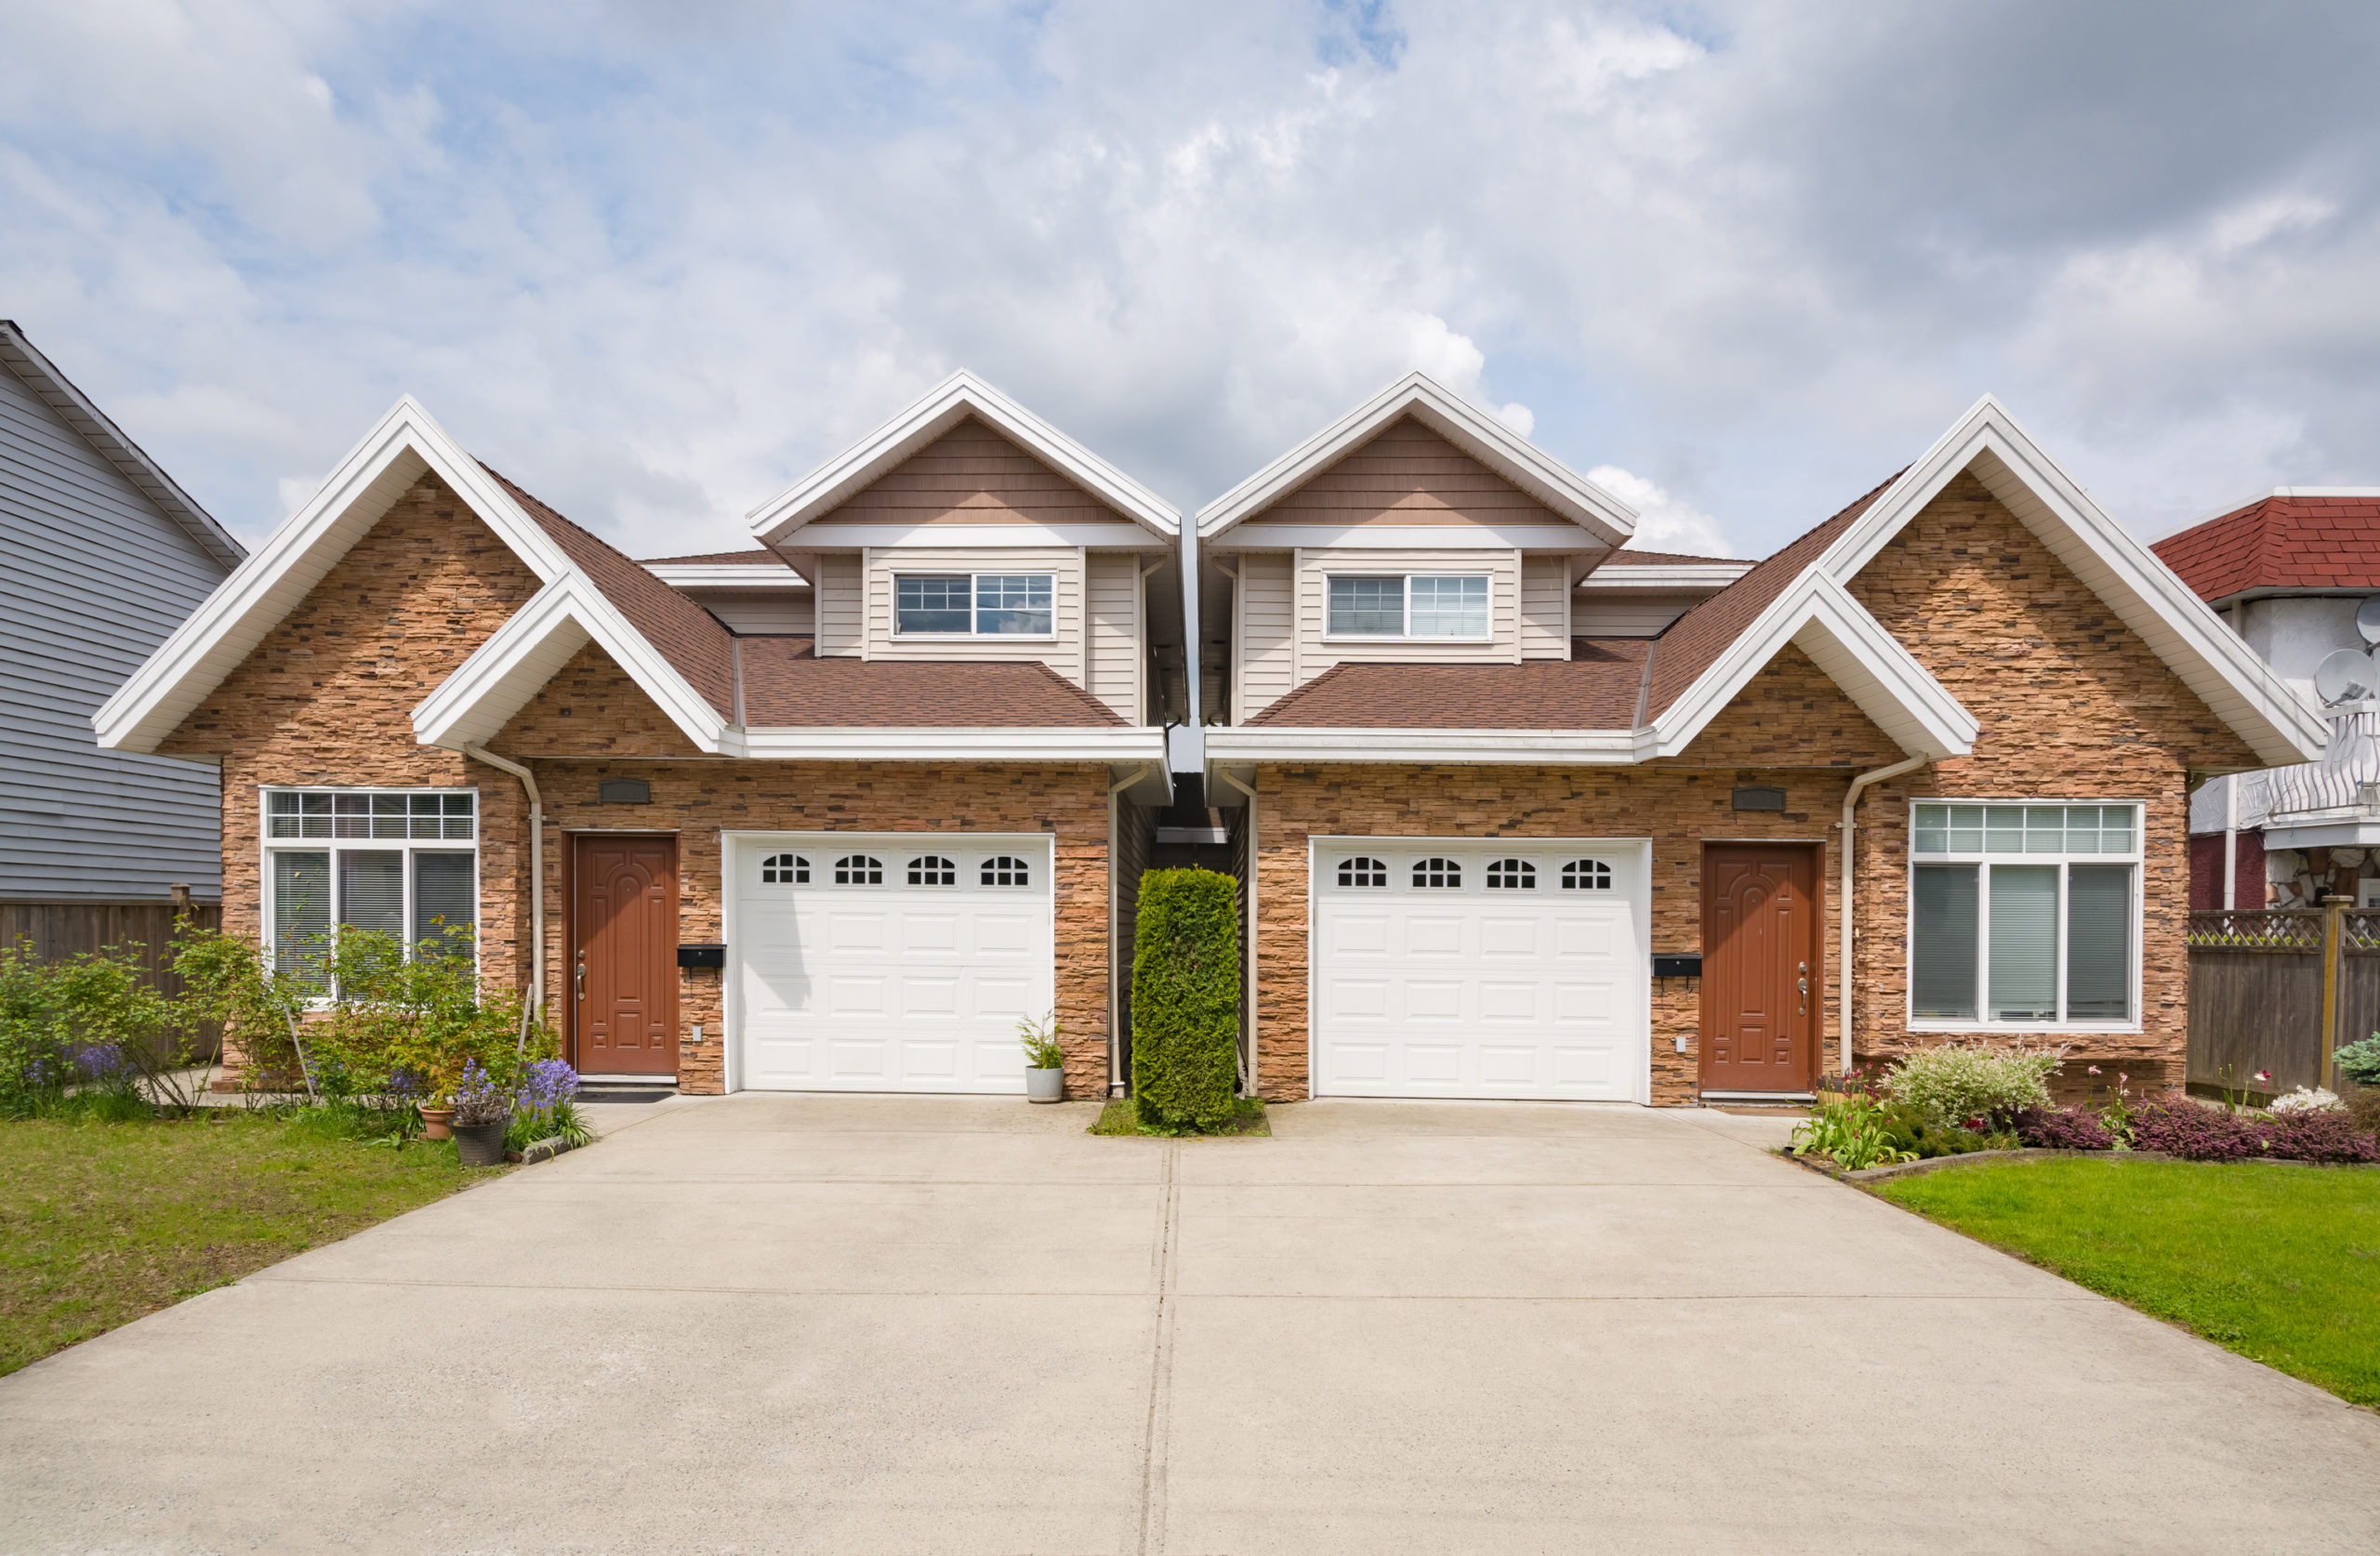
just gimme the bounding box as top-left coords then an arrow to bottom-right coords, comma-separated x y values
2345,911 -> 2380,954
2187,908 -> 2323,952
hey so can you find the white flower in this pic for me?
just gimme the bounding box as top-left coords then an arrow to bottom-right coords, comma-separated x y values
2268,1086 -> 2344,1114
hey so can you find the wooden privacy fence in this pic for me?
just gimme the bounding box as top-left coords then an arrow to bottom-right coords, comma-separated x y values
1,901 -> 225,1000
2187,904 -> 2380,1094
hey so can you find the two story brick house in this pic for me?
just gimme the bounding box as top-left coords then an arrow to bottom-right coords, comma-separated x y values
97,374 -> 1175,1099
1198,376 -> 2325,1105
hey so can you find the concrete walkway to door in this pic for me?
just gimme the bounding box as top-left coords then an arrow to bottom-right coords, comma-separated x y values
3,1095 -> 2375,1554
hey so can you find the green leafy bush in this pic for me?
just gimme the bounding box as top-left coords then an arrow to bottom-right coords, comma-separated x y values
1885,1041 -> 2063,1128
1130,869 -> 1241,1132
2334,1034 -> 2380,1088
1,938 -> 213,1118
1790,1096 -> 1917,1169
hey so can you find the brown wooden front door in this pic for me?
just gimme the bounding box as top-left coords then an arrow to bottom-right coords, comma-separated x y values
1701,843 -> 1820,1093
572,834 -> 679,1076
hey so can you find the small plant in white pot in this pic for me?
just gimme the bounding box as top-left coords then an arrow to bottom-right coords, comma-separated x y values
1019,1011 -> 1065,1102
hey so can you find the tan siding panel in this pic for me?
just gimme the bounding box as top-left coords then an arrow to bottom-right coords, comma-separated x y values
1520,556 -> 1570,659
1086,551 -> 1142,721
1235,552 -> 1295,722
814,553 -> 863,657
824,415 -> 1139,526
694,591 -> 814,636
1258,415 -> 1558,526
1572,593 -> 1701,638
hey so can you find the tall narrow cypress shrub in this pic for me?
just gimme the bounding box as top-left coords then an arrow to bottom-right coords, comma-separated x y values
1130,868 -> 1241,1130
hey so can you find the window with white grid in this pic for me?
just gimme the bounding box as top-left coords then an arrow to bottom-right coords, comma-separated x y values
261,788 -> 479,982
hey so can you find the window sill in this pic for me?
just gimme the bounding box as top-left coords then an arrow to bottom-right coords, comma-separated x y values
1905,1023 -> 2145,1036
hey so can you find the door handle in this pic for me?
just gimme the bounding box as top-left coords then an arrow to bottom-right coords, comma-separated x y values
1796,961 -> 1808,1016
575,956 -> 586,1002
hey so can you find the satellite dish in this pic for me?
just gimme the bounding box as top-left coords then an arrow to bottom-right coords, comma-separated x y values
2357,594 -> 2380,647
2315,647 -> 2378,707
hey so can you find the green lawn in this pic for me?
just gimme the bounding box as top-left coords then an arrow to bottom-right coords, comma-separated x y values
0,1109 -> 507,1377
1879,1157 -> 2380,1406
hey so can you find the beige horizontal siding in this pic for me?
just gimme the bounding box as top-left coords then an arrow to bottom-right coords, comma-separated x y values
865,546 -> 1087,687
1520,556 -> 1570,660
1572,593 -> 1701,638
1086,550 -> 1143,721
824,415 -> 1140,527
814,553 -> 864,657
697,591 -> 814,636
1234,551 -> 1295,722
1257,415 -> 1555,525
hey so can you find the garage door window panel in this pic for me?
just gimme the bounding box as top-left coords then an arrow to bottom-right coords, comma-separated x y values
1909,801 -> 2140,1030
1413,857 -> 1462,889
982,855 -> 1031,887
833,855 -> 884,886
907,855 -> 958,887
1337,856 -> 1387,888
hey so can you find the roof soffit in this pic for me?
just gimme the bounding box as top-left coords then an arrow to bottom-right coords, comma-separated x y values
1196,372 -> 1638,547
747,371 -> 1182,547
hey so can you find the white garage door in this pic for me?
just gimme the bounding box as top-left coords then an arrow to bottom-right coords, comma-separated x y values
1311,837 -> 1649,1101
731,834 -> 1054,1093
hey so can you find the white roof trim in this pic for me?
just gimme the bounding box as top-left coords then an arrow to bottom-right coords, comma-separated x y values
1579,563 -> 1752,591
747,370 -> 1181,546
725,726 -> 1168,761
1196,372 -> 1638,547
1817,396 -> 2329,768
0,320 -> 244,572
96,396 -> 725,758
1206,727 -> 1646,766
412,577 -> 730,754
644,563 -> 810,589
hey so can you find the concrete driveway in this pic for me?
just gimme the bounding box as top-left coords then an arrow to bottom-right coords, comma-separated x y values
4,1096 -> 2375,1555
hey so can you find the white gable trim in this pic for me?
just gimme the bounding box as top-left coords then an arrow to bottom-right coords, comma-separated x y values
412,577 -> 731,754
747,370 -> 1181,546
1817,397 -> 2327,768
95,397 -> 724,758
1196,372 -> 1637,547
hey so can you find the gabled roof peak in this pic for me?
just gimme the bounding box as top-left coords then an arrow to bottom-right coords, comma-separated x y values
747,369 -> 1181,545
1196,371 -> 1637,547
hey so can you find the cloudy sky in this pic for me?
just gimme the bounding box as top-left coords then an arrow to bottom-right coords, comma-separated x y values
6,1 -> 2377,561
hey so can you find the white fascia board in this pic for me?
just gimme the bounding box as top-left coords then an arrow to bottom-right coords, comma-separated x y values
1649,573 -> 1977,762
95,397 -> 578,756
747,370 -> 1181,547
1195,372 -> 1638,548
1578,564 -> 1754,591
727,726 -> 1168,761
644,564 -> 811,589
1211,522 -> 1598,551
1203,727 -> 1646,766
787,521 -> 1170,550
412,577 -> 731,755
1818,397 -> 2328,768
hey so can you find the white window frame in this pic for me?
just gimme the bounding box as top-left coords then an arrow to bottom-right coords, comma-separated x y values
1904,798 -> 2144,1035
1322,572 -> 1492,642
258,786 -> 483,990
891,571 -> 1059,640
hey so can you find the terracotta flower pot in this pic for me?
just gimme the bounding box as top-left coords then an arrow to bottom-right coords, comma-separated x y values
416,1104 -> 456,1141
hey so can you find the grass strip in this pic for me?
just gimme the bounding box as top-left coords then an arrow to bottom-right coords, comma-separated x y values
1879,1156 -> 2380,1407
1,1109 -> 507,1376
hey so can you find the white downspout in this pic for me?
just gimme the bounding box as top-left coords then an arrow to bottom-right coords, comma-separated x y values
2223,772 -> 2239,911
464,745 -> 543,1047
1839,754 -> 1929,1079
1107,764 -> 1156,1097
1214,768 -> 1259,1097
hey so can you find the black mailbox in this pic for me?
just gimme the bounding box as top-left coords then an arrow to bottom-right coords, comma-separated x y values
1652,954 -> 1702,978
677,943 -> 726,970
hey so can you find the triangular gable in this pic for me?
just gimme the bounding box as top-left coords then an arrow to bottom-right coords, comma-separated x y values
748,370 -> 1180,546
1196,372 -> 1637,547
95,397 -> 731,757
1812,397 -> 2327,769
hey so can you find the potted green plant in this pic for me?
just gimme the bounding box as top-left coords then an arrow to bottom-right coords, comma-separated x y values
1019,1011 -> 1065,1102
447,1060 -> 512,1166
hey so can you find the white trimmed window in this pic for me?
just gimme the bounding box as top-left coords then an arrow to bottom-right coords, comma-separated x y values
893,573 -> 1056,638
261,788 -> 479,978
1908,801 -> 2140,1029
1325,574 -> 1489,640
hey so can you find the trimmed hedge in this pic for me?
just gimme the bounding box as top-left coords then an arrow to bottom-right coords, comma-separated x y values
1130,868 -> 1241,1130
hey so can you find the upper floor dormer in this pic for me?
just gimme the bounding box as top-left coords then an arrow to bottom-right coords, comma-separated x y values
1196,374 -> 1639,724
741,373 -> 1183,726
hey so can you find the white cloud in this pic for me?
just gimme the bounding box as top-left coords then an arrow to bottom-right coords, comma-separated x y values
1587,466 -> 1734,557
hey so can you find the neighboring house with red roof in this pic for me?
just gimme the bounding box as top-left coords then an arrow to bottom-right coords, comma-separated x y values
1199,377 -> 2322,1105
97,374 -> 1177,1100
2152,489 -> 2380,910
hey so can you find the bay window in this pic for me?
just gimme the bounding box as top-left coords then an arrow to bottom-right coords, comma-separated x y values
1325,574 -> 1489,640
893,573 -> 1055,637
1908,801 -> 2139,1028
262,789 -> 479,979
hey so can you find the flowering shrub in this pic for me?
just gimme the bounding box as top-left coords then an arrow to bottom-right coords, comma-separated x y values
2254,1110 -> 2380,1164
1885,1041 -> 2063,1128
1,939 -> 215,1117
2269,1086 -> 2344,1115
505,1060 -> 589,1153
2008,1105 -> 2116,1151
2128,1101 -> 2258,1161
448,1061 -> 511,1126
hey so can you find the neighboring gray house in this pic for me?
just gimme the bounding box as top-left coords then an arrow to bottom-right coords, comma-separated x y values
1,321 -> 244,916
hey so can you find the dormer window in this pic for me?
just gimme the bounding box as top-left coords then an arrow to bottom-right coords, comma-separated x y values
894,572 -> 1055,638
1326,574 -> 1488,640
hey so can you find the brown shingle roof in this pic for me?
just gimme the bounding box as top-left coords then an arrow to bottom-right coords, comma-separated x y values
738,638 -> 1126,727
483,467 -> 738,719
1248,639 -> 1652,729
1639,470 -> 1905,719
1600,547 -> 1742,566
638,547 -> 795,566
2151,494 -> 2380,603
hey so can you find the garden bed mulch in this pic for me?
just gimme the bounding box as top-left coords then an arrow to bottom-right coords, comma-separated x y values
1783,1145 -> 2380,1184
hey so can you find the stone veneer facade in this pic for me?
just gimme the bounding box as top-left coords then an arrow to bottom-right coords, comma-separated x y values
1243,476 -> 2261,1104
161,471 -> 1119,1098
